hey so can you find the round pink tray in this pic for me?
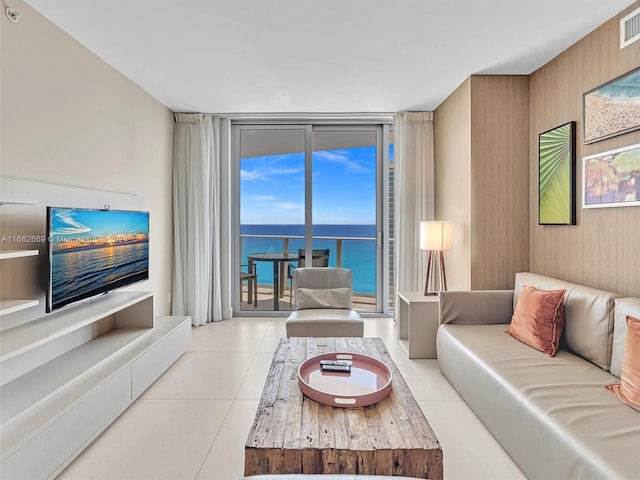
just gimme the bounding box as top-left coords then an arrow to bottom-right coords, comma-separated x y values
297,352 -> 393,408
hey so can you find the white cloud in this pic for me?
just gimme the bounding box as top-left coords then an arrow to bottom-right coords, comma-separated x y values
241,199 -> 304,224
240,165 -> 303,182
243,194 -> 303,213
240,170 -> 261,182
53,210 -> 92,235
314,150 -> 373,173
248,194 -> 277,201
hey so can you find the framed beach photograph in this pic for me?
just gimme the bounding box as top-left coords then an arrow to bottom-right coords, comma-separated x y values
583,143 -> 640,209
583,67 -> 640,144
539,121 -> 576,225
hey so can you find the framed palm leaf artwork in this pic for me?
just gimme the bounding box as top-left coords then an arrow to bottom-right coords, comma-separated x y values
539,121 -> 576,225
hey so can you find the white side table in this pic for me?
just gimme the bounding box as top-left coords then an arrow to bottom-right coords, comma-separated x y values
397,291 -> 440,359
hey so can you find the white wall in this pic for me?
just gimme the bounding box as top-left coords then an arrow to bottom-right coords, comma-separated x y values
1,0 -> 175,314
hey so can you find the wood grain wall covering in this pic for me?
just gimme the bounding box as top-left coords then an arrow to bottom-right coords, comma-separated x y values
529,1 -> 640,297
434,75 -> 529,291
434,78 -> 472,290
471,75 -> 529,290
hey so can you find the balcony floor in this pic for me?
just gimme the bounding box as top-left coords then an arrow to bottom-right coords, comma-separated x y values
239,283 -> 377,312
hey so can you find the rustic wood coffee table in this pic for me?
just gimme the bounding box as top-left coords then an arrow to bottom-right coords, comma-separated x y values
244,337 -> 443,479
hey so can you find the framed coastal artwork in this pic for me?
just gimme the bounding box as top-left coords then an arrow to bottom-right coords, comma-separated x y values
583,143 -> 640,209
583,67 -> 640,144
539,121 -> 576,225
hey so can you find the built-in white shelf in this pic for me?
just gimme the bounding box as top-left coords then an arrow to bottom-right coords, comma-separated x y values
0,300 -> 40,317
0,200 -> 37,206
0,178 -> 192,480
0,250 -> 39,260
0,315 -> 191,471
0,247 -> 40,316
0,291 -> 153,363
0,327 -> 152,428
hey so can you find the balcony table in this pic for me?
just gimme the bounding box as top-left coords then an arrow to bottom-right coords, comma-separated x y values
247,252 -> 299,310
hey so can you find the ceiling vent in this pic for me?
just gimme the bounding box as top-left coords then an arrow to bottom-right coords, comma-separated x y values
621,6 -> 640,49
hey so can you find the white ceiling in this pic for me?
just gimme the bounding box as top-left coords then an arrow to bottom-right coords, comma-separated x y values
23,0 -> 634,114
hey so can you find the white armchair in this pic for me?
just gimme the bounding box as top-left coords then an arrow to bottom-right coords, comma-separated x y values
285,267 -> 364,337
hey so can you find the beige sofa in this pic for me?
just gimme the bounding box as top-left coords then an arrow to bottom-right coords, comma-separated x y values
436,272 -> 640,479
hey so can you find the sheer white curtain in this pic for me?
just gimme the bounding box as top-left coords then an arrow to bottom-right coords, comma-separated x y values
172,113 -> 222,326
394,112 -> 435,300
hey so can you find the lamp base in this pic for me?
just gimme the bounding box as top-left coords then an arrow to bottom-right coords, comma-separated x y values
424,250 -> 448,296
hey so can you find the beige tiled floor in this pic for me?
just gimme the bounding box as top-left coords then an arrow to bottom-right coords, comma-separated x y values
58,317 -> 526,480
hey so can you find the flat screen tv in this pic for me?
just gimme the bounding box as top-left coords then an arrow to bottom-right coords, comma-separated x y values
46,207 -> 150,312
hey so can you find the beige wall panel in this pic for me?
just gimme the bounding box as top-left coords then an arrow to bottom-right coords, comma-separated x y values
434,78 -> 472,290
529,1 -> 640,296
434,75 -> 529,292
470,75 -> 529,290
1,1 -> 175,314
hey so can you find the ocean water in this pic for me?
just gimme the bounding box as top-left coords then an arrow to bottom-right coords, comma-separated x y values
51,242 -> 149,309
241,224 -> 376,294
597,69 -> 640,105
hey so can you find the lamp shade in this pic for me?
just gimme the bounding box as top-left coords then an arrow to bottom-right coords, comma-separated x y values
420,221 -> 453,251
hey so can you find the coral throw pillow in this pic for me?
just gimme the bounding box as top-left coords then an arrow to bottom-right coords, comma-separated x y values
506,285 -> 566,356
606,316 -> 640,412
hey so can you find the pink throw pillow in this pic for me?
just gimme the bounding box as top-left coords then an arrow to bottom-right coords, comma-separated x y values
606,316 -> 640,412
506,285 -> 566,356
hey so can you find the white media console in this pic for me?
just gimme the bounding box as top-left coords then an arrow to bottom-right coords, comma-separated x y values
0,292 -> 191,479
0,178 -> 191,479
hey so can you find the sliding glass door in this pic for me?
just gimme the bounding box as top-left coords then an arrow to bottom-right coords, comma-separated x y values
234,122 -> 389,314
311,128 -> 379,311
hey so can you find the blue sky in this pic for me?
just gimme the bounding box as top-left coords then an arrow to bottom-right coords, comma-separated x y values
51,209 -> 149,237
241,146 -> 377,224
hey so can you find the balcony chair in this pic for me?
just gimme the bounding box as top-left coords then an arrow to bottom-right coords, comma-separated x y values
287,248 -> 330,305
285,267 -> 364,337
240,263 -> 257,307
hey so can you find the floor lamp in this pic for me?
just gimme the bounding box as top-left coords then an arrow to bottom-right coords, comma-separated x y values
420,221 -> 453,295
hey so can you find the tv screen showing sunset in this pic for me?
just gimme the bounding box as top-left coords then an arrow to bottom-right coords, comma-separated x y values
47,208 -> 149,311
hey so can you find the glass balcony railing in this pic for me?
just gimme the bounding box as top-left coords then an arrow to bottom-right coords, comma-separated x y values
240,233 -> 377,312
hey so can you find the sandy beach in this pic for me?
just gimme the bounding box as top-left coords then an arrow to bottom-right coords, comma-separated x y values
584,93 -> 640,142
